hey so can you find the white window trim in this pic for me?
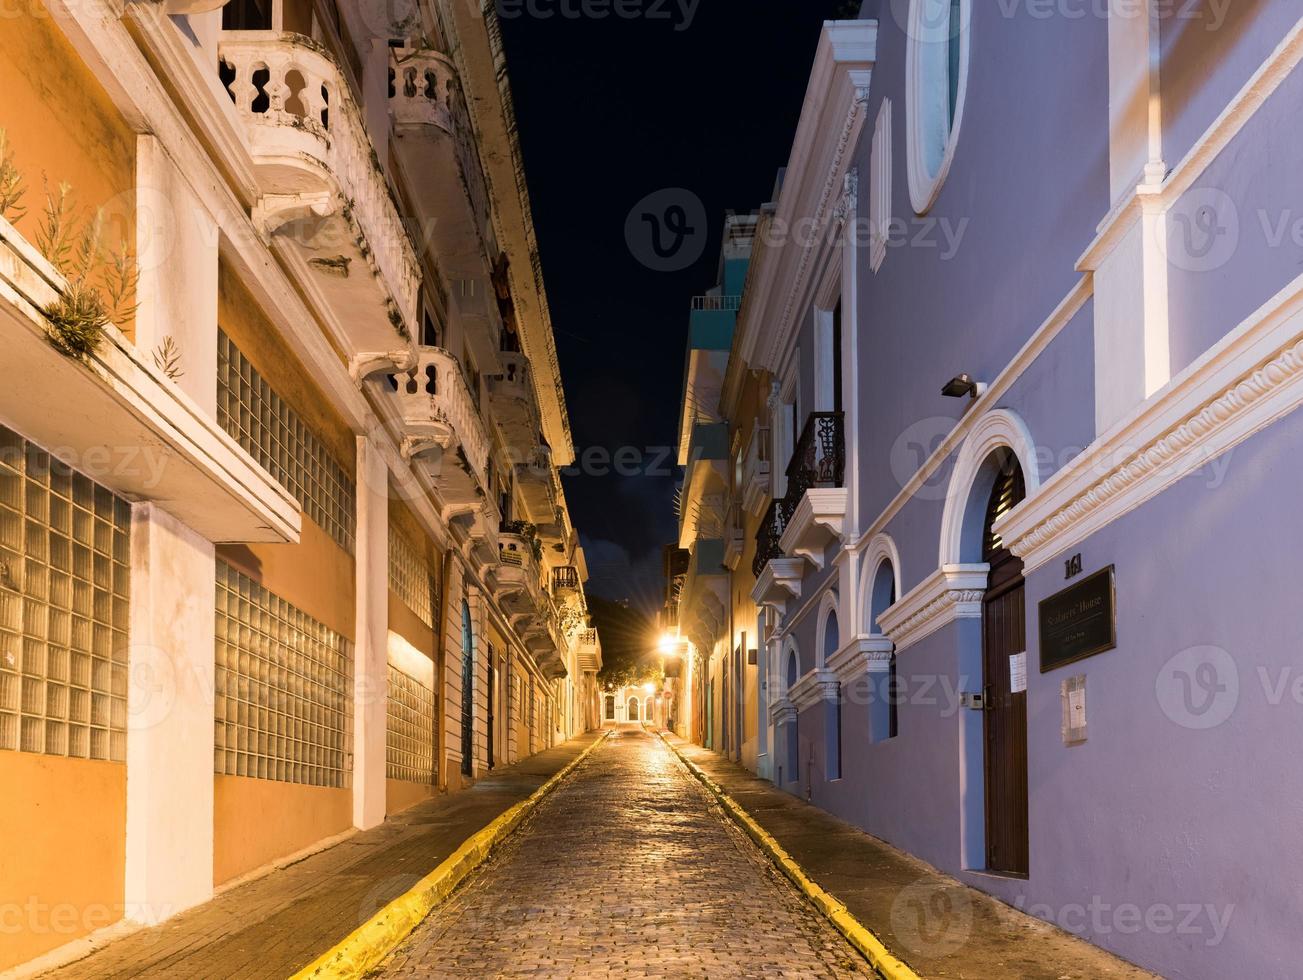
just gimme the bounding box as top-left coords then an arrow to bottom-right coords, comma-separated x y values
869,99 -> 893,272
905,0 -> 972,215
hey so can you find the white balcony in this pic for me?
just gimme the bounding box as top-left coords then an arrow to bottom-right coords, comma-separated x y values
496,529 -> 544,615
381,346 -> 492,517
488,350 -> 541,461
389,46 -> 495,283
778,487 -> 847,571
0,217 -> 299,544
576,628 -> 602,673
219,32 -> 420,355
741,425 -> 771,517
722,501 -> 745,572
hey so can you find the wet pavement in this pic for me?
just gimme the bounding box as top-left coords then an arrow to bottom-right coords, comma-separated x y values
373,725 -> 874,979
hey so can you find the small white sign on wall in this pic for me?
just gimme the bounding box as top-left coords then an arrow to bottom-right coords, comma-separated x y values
1062,675 -> 1088,745
1009,652 -> 1027,694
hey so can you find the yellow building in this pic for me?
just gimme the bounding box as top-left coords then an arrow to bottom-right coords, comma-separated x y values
0,0 -> 599,971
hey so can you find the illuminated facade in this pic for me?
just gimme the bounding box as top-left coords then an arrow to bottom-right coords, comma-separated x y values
0,0 -> 599,971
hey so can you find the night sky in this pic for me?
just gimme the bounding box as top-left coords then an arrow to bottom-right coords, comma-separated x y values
499,0 -> 858,611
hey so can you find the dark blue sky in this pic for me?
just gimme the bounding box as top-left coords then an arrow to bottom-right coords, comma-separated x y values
500,0 -> 856,611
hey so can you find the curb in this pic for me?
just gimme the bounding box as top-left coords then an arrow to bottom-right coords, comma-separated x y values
658,732 -> 920,980
290,731 -> 610,979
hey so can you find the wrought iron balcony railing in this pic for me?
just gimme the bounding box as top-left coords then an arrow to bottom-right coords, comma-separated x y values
751,412 -> 844,578
552,565 -> 580,592
752,498 -> 791,578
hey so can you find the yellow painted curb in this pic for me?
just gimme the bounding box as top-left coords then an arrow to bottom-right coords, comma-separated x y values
290,732 -> 611,980
659,732 -> 921,980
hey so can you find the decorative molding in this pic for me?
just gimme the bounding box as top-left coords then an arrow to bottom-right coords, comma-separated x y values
771,696 -> 798,727
827,635 -> 895,683
877,564 -> 989,652
1000,267 -> 1303,571
349,350 -> 418,385
856,532 -> 902,634
779,487 -> 848,570
791,669 -> 840,711
938,408 -> 1041,566
737,20 -> 876,375
751,557 -> 806,616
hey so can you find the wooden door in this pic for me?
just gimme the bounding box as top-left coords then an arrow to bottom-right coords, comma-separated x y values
982,455 -> 1029,876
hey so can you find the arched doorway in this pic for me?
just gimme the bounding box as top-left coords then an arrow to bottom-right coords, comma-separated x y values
783,647 -> 800,785
627,696 -> 640,722
604,694 -> 616,721
981,449 -> 1028,876
460,600 -> 474,777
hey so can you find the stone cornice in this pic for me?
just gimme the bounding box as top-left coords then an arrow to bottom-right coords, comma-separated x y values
790,669 -> 840,711
877,565 -> 988,652
827,635 -> 895,683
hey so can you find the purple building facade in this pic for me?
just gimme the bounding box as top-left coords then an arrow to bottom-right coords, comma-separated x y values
728,5 -> 1303,977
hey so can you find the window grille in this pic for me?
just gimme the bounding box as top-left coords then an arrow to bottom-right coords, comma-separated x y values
217,331 -> 356,554
386,664 -> 434,784
0,426 -> 130,761
388,526 -> 436,629
214,562 -> 352,787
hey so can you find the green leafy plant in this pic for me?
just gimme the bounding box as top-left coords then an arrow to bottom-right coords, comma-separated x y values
152,335 -> 185,380
35,180 -> 139,362
0,128 -> 24,223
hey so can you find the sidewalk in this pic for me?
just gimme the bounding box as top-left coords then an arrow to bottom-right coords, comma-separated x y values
38,732 -> 605,980
668,736 -> 1157,980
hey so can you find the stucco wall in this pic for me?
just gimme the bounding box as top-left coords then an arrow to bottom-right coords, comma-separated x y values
0,7 -> 137,340
0,753 -> 126,970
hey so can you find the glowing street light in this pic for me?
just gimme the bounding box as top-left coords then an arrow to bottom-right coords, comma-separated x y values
643,681 -> 656,696
657,632 -> 679,655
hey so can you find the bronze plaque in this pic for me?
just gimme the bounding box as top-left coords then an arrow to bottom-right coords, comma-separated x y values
1038,566 -> 1116,673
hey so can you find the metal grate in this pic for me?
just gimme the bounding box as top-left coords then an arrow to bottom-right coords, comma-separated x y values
386,664 -> 434,784
217,331 -> 356,553
388,525 -> 436,629
214,562 -> 352,787
0,426 -> 130,761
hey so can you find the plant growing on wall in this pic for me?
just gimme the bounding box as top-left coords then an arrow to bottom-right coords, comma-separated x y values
0,129 -> 24,223
35,180 -> 138,362
151,335 -> 185,381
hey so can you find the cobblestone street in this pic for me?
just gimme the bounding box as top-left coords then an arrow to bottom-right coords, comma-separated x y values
373,727 -> 874,979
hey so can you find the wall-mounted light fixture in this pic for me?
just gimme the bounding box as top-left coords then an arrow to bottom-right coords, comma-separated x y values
941,373 -> 987,400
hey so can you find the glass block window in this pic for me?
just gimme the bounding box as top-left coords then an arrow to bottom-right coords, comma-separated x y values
0,425 -> 130,761
386,664 -> 434,784
217,330 -> 356,553
214,562 -> 352,787
389,526 -> 436,629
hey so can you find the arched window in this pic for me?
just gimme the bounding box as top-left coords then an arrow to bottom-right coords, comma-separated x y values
628,697 -> 640,722
905,0 -> 970,214
786,649 -> 799,692
822,609 -> 840,664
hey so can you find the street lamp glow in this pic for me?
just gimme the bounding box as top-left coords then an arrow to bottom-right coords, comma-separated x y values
658,632 -> 679,655
643,682 -> 656,695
